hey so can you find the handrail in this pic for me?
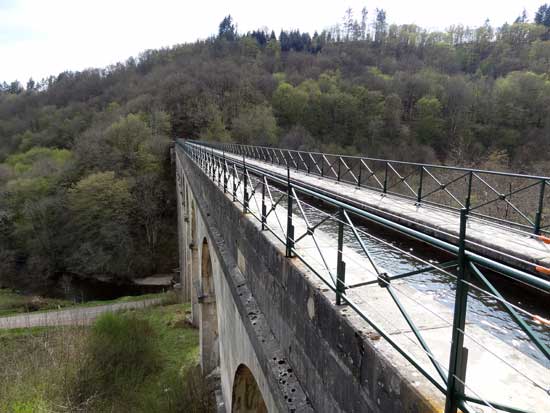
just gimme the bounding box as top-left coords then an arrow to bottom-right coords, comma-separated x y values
197,140 -> 550,235
221,141 -> 550,180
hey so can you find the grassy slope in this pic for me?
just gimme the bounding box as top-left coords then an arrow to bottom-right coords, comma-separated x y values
0,302 -> 200,413
0,288 -> 70,316
0,288 -> 168,317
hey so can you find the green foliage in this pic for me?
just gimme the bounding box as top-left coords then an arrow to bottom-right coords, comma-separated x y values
5,177 -> 52,203
106,114 -> 157,172
73,312 -> 160,403
67,172 -> 133,276
414,96 -> 444,146
494,71 -> 550,129
6,146 -> 72,175
272,82 -> 309,128
200,105 -> 232,143
232,105 -> 278,145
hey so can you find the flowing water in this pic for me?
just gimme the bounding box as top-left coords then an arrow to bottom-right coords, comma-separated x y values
279,193 -> 550,366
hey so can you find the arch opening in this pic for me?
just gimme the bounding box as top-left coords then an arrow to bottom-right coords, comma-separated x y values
231,364 -> 267,413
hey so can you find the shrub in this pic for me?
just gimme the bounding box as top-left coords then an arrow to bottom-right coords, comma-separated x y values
71,312 -> 160,405
156,366 -> 216,413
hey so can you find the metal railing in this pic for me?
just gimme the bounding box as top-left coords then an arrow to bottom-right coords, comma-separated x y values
178,140 -> 550,413
199,141 -> 550,236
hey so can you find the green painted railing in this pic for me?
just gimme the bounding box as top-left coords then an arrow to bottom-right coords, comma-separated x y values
178,139 -> 549,413
202,141 -> 550,236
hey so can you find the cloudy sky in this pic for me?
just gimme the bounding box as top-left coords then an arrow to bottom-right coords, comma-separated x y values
0,0 -> 545,83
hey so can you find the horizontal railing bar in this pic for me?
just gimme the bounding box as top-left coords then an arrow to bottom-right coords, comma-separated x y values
204,140 -> 550,181
206,140 -> 549,235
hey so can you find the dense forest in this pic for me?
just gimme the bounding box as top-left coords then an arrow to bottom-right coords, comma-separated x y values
1,5 -> 550,286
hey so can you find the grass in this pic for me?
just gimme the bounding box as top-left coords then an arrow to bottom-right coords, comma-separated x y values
0,288 -> 71,316
0,302 -> 210,413
0,288 -> 170,317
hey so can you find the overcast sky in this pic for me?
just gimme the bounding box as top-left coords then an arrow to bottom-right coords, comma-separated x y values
0,0 -> 545,83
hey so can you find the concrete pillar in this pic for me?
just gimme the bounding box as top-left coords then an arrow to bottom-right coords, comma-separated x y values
199,238 -> 219,374
190,201 -> 200,326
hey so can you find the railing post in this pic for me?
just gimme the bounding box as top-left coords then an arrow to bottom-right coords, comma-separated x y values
445,208 -> 470,413
383,161 -> 389,194
286,165 -> 294,258
336,208 -> 346,305
465,171 -> 473,214
261,176 -> 267,231
417,165 -> 424,204
223,151 -> 227,193
211,147 -> 215,180
337,157 -> 341,182
232,164 -> 237,202
534,179 -> 546,234
357,160 -> 362,188
243,154 -> 248,213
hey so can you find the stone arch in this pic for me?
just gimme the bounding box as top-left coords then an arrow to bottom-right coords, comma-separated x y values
200,237 -> 219,373
231,364 -> 267,413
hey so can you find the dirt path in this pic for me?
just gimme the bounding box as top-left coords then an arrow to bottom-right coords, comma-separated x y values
0,298 -> 163,329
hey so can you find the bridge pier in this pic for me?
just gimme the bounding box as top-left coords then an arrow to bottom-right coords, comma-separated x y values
199,238 -> 220,373
189,201 -> 200,326
176,171 -> 191,302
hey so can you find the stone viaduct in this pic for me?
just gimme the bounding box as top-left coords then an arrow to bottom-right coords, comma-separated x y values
173,141 -> 550,413
174,140 -> 550,413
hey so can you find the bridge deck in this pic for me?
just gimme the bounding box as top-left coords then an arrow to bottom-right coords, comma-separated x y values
216,148 -> 550,275
234,171 -> 549,413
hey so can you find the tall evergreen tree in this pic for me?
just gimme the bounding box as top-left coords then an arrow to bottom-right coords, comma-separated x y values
374,9 -> 388,45
535,4 -> 550,26
218,15 -> 237,41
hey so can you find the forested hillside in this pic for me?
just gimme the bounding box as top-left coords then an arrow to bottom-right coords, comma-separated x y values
1,6 -> 550,285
